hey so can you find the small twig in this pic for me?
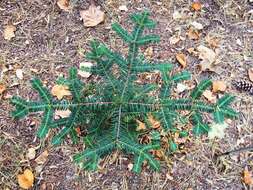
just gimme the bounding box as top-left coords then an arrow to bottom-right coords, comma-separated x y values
218,146 -> 253,157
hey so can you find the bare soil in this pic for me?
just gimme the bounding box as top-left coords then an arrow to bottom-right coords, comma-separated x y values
0,0 -> 253,189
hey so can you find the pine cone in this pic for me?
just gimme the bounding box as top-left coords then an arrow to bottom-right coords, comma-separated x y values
232,80 -> 253,95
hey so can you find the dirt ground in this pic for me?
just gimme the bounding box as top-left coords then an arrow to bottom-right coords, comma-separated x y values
0,0 -> 253,189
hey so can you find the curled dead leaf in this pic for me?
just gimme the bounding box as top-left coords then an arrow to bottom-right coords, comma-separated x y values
203,90 -> 216,103
118,5 -> 128,12
212,81 -> 226,93
127,163 -> 133,171
169,35 -> 181,45
248,68 -> 253,82
187,28 -> 200,40
206,36 -> 220,48
176,83 -> 188,93
4,24 -> 16,40
148,113 -> 160,129
57,0 -> 72,11
80,4 -> 105,27
55,109 -> 71,119
51,85 -> 71,100
197,45 -> 217,72
136,119 -> 146,131
26,147 -> 36,160
0,84 -> 6,94
144,47 -> 153,59
172,10 -> 183,20
191,21 -> 203,30
208,122 -> 228,139
176,53 -> 187,68
243,168 -> 253,185
16,69 -> 23,80
191,2 -> 202,11
152,150 -> 163,159
17,169 -> 34,189
35,150 -> 48,165
75,127 -> 81,135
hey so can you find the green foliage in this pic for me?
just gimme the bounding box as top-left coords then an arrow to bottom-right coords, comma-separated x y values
10,11 -> 238,173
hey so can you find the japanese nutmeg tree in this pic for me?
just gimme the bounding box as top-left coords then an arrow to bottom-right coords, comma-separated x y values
10,11 -> 238,173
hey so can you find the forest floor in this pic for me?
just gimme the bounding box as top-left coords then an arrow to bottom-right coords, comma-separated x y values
0,0 -> 253,189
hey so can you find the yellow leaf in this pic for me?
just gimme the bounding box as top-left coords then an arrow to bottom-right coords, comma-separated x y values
248,68 -> 253,82
35,150 -> 48,165
191,2 -> 202,11
212,81 -> 226,93
4,24 -> 16,40
203,90 -> 216,103
148,113 -> 160,129
51,85 -> 71,100
80,4 -> 105,27
136,120 -> 146,131
176,53 -> 187,68
57,0 -> 72,11
17,169 -> 34,189
0,83 -> 6,94
243,168 -> 253,185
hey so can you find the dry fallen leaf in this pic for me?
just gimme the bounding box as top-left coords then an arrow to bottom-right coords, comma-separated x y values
152,150 -> 163,159
172,10 -> 183,20
17,169 -> 34,189
208,122 -> 228,139
176,83 -> 188,93
51,84 -> 71,100
206,36 -> 220,48
191,21 -> 203,30
75,127 -> 81,135
16,69 -> 23,80
0,84 -> 6,94
187,28 -> 200,40
243,168 -> 253,185
248,68 -> 253,82
57,0 -> 72,11
187,47 -> 197,55
176,53 -> 187,68
136,119 -> 146,131
197,45 -> 217,71
26,147 -> 36,160
4,24 -> 16,40
35,150 -> 49,165
80,4 -> 105,27
148,113 -> 160,129
118,5 -> 128,11
169,35 -> 181,45
191,2 -> 202,11
144,47 -> 153,59
203,90 -> 216,103
212,81 -> 226,93
127,163 -> 133,171
55,109 -> 71,119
